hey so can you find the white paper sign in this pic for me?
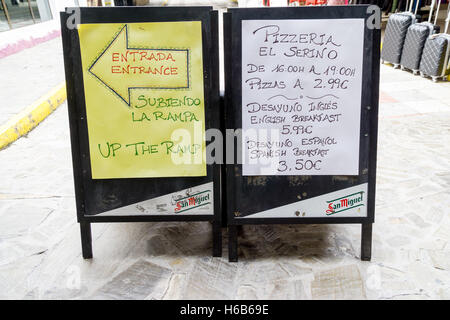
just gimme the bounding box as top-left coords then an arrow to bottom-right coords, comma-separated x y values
241,19 -> 365,176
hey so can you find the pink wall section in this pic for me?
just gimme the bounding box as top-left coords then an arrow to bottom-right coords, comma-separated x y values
0,29 -> 61,59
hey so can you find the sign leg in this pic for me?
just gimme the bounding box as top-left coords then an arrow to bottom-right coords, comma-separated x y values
221,211 -> 227,228
228,225 -> 238,262
212,221 -> 222,257
361,223 -> 372,261
221,190 -> 228,228
80,222 -> 93,259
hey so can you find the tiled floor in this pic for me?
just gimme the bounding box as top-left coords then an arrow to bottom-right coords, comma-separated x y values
0,37 -> 64,125
0,63 -> 449,299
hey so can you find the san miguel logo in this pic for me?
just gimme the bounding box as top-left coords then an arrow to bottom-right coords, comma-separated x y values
174,190 -> 211,213
326,191 -> 364,216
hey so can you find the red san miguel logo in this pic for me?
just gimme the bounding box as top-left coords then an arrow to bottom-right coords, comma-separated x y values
326,191 -> 364,215
174,190 -> 211,213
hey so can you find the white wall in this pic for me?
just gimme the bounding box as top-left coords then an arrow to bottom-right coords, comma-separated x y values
36,0 -> 53,21
48,0 -> 84,21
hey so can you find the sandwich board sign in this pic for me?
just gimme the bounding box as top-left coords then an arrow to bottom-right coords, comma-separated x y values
224,5 -> 380,262
61,6 -> 221,258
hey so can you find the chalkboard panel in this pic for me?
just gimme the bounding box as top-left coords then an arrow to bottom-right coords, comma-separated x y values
224,6 -> 380,261
61,6 -> 221,258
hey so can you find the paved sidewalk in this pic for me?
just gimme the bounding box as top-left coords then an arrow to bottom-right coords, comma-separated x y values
0,37 -> 64,126
0,62 -> 449,299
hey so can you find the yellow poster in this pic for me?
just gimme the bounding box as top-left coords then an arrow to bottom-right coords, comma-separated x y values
78,22 -> 206,179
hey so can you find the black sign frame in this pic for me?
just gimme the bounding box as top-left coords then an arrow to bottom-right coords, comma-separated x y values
61,6 -> 222,259
224,6 -> 380,262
